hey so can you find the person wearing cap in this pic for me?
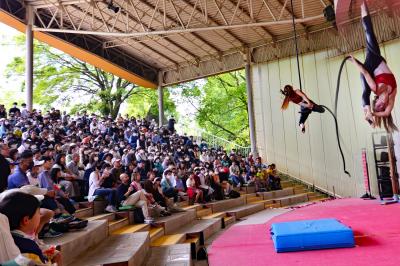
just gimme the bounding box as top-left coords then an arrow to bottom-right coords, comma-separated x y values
0,143 -> 11,192
27,160 -> 44,187
8,150 -> 34,189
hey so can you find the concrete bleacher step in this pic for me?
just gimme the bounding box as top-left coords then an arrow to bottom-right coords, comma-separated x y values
308,193 -> 329,201
112,223 -> 151,235
265,202 -> 282,209
281,180 -> 294,188
155,209 -> 197,234
248,199 -> 275,208
67,232 -> 149,266
174,218 -> 221,241
108,217 -> 130,234
74,206 -> 94,219
144,244 -> 192,266
273,193 -> 309,207
149,227 -> 165,242
224,216 -> 236,226
259,187 -> 294,200
185,235 -> 201,259
226,203 -> 265,219
246,193 -> 263,203
84,213 -> 115,222
201,211 -> 226,220
209,197 -> 246,213
182,204 -> 202,211
197,207 -> 213,218
151,234 -> 186,246
45,220 -> 108,266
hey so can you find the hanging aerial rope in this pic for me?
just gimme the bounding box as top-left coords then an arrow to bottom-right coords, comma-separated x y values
290,0 -> 303,91
282,0 -> 351,176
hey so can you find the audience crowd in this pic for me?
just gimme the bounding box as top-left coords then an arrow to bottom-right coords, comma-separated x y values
0,102 -> 281,265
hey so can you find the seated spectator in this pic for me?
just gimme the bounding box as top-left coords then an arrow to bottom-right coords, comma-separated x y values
7,150 -> 34,189
27,160 -> 44,187
229,161 -> 243,187
142,179 -> 169,217
210,170 -> 224,201
48,168 -> 77,215
266,164 -> 281,191
53,153 -> 79,198
116,173 -> 154,224
88,163 -> 117,213
186,173 -> 204,204
160,170 -> 178,203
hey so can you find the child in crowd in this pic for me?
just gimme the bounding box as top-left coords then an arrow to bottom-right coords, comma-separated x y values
0,191 -> 60,265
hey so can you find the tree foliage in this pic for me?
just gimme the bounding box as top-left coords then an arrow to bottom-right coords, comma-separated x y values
180,71 -> 249,146
3,35 -> 175,119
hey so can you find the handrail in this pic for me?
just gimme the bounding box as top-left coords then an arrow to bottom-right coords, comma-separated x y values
194,129 -> 251,156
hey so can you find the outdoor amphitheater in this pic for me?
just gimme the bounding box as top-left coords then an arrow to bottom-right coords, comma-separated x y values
1,0 -> 400,265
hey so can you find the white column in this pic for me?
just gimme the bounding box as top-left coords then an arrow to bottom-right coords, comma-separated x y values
244,50 -> 258,157
158,72 -> 164,128
26,5 -> 34,112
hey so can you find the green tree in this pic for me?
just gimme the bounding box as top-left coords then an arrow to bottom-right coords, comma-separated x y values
124,87 -> 176,122
180,71 -> 249,146
4,35 -> 175,119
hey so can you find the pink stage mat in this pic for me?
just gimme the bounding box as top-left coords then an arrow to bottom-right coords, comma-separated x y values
209,198 -> 400,266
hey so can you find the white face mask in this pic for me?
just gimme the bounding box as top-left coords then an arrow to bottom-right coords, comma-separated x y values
94,157 -> 99,161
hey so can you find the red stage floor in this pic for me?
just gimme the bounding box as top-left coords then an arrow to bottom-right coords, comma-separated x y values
209,198 -> 400,266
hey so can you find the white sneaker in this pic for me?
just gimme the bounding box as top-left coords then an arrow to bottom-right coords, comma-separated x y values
105,205 -> 117,213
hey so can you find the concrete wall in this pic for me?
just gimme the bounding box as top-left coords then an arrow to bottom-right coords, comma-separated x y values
251,39 -> 400,198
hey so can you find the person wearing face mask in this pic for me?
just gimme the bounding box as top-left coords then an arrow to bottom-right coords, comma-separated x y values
9,102 -> 20,117
160,170 -> 178,203
8,150 -> 34,189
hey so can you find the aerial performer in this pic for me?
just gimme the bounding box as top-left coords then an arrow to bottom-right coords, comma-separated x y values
280,85 -> 325,133
349,0 -> 398,132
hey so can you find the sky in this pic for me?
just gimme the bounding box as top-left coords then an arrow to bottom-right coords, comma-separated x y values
0,22 -> 25,104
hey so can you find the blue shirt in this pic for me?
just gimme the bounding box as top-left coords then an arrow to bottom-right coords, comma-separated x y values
7,166 -> 29,189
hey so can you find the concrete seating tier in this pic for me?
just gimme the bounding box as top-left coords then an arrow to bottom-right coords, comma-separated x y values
144,244 -> 192,266
225,202 -> 265,219
174,218 -> 221,242
155,209 -> 197,234
272,193 -> 309,207
67,232 -> 149,266
44,220 -> 108,266
151,234 -> 186,246
258,187 -> 295,200
209,197 -> 246,213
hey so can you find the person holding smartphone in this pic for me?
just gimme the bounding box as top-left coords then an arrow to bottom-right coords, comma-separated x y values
88,163 -> 117,213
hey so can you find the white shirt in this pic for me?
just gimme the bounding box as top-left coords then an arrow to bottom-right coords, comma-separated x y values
0,214 -> 20,263
88,171 -> 101,200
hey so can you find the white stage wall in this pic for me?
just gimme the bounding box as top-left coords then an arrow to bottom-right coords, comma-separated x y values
251,39 -> 400,198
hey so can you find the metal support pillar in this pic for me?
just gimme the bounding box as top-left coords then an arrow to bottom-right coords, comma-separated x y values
26,5 -> 34,112
158,72 -> 164,128
244,50 -> 258,157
